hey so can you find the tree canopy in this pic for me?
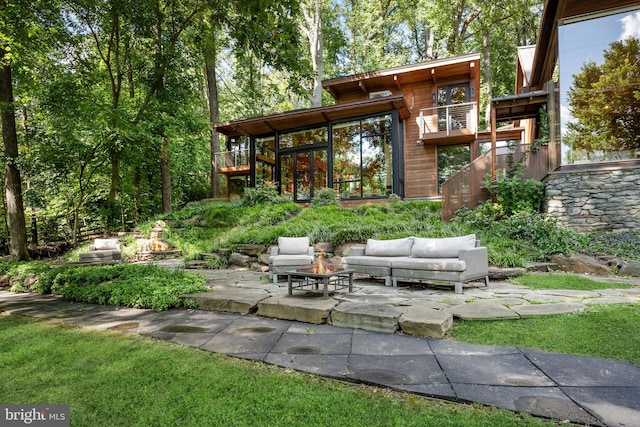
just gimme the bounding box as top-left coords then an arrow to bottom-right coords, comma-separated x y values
0,0 -> 544,255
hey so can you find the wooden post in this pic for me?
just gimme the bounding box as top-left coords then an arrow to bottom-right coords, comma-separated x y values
491,102 -> 497,179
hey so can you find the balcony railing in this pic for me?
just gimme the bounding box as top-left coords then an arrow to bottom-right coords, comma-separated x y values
214,149 -> 250,173
418,102 -> 477,139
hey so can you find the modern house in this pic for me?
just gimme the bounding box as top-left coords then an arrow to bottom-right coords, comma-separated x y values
215,0 -> 640,233
214,53 -> 484,203
444,0 -> 640,231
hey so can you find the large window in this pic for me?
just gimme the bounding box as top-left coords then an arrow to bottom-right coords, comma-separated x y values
332,114 -> 393,199
255,136 -> 275,186
279,126 -> 327,149
559,7 -> 640,164
438,144 -> 470,193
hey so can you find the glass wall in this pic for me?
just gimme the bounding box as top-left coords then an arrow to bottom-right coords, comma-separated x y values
279,126 -> 328,149
559,7 -> 640,164
332,114 -> 393,199
255,136 -> 275,186
437,144 -> 470,193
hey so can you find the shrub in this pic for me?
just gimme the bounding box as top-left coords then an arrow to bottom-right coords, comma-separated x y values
578,231 -> 640,261
311,188 -> 337,206
483,170 -> 545,216
240,184 -> 287,206
47,264 -> 206,311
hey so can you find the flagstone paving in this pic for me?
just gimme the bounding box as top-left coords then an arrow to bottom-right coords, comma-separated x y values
183,268 -> 640,339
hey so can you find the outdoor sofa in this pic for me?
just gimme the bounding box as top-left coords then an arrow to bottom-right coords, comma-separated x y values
342,235 -> 489,293
78,238 -> 122,263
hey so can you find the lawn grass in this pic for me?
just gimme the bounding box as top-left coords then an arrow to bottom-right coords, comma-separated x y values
452,304 -> 640,363
511,272 -> 633,290
0,316 -> 558,427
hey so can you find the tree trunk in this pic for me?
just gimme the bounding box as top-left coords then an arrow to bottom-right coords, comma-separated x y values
160,136 -> 171,213
205,50 -> 221,198
302,0 -> 323,107
0,48 -> 29,261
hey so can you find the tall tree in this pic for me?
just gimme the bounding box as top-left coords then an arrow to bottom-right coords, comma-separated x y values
0,46 -> 29,260
300,0 -> 323,107
0,0 -> 62,259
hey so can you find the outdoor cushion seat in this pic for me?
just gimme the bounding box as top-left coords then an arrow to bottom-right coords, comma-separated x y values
79,238 -> 122,263
391,257 -> 466,272
268,237 -> 314,283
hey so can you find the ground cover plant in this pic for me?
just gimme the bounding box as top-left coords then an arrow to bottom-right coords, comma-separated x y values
4,264 -> 206,311
452,304 -> 640,363
0,316 -> 559,427
130,194 -> 640,268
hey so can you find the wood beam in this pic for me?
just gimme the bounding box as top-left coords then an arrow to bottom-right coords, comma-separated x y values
393,75 -> 402,90
262,120 -> 276,132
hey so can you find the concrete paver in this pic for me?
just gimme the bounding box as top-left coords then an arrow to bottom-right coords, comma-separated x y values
2,268 -> 640,426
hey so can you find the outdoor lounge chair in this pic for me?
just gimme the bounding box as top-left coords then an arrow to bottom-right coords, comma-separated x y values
268,237 -> 315,283
79,238 -> 122,263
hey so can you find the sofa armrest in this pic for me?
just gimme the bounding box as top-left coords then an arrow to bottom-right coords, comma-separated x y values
89,245 -> 97,251
459,246 -> 488,274
307,246 -> 315,257
347,246 -> 366,256
270,246 -> 279,257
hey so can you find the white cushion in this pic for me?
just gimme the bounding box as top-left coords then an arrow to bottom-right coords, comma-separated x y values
278,237 -> 310,255
365,237 -> 413,257
391,257 -> 466,272
94,238 -> 119,250
271,255 -> 313,267
411,234 -> 476,258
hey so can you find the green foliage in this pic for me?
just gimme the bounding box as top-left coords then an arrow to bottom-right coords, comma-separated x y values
311,188 -> 337,206
240,184 -> 288,207
205,254 -> 226,269
577,231 -> 640,261
41,265 -> 206,311
453,207 -> 579,266
483,170 -> 545,216
1,262 -> 52,293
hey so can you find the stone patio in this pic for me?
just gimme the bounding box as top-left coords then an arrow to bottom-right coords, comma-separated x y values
181,267 -> 640,338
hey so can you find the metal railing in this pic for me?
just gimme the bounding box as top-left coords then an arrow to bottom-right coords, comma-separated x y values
214,149 -> 250,170
441,144 -> 551,221
418,102 -> 477,138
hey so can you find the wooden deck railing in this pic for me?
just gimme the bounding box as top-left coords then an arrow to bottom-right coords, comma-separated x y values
214,149 -> 250,173
418,102 -> 477,138
441,144 -> 551,221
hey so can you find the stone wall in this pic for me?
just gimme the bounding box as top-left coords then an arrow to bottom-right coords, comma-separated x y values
544,162 -> 640,232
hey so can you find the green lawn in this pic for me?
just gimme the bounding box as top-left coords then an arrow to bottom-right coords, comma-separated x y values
510,272 -> 633,290
0,316 -> 557,427
453,304 -> 640,363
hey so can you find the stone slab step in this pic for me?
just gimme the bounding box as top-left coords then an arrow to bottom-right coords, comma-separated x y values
330,302 -> 402,333
257,296 -> 338,324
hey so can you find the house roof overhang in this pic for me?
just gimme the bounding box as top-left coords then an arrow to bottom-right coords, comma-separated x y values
530,0 -> 640,89
491,90 -> 549,122
214,94 -> 410,137
322,53 -> 481,99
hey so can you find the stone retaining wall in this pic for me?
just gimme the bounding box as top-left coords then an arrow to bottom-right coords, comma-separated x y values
544,162 -> 640,232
